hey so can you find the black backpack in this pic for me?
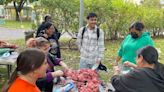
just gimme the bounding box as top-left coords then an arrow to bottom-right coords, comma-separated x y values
81,27 -> 100,45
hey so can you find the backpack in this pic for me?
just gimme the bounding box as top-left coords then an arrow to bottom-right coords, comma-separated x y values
81,27 -> 100,45
82,27 -> 100,40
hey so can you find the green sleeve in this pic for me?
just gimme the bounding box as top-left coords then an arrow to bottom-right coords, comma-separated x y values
147,37 -> 154,46
118,45 -> 123,57
117,35 -> 129,57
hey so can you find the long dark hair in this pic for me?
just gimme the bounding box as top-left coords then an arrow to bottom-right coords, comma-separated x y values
137,46 -> 164,91
44,22 -> 53,30
3,48 -> 45,92
137,46 -> 158,64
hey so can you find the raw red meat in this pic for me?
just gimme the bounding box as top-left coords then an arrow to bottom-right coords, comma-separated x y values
64,69 -> 101,92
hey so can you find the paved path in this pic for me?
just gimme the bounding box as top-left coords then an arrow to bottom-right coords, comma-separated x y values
0,26 -> 73,41
0,27 -> 25,40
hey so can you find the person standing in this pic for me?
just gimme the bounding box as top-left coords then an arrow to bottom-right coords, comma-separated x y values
36,14 -> 52,36
36,14 -> 61,40
77,12 -> 105,69
37,22 -> 61,58
115,22 -> 154,69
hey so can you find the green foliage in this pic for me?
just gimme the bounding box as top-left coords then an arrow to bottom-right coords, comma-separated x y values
40,0 -> 79,32
36,0 -> 164,38
142,0 -> 161,8
0,0 -> 5,5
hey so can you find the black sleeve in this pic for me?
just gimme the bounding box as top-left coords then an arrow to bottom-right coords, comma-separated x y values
36,23 -> 46,37
36,30 -> 46,38
54,28 -> 61,40
111,69 -> 144,92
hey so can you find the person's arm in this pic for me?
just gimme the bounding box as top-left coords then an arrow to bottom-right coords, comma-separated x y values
97,29 -> 105,62
76,27 -> 83,51
50,57 -> 68,70
46,70 -> 64,82
124,61 -> 137,69
51,70 -> 64,77
113,65 -> 121,75
113,56 -> 121,66
59,61 -> 69,70
54,27 -> 61,40
37,30 -> 48,38
114,37 -> 126,65
148,36 -> 154,46
111,69 -> 143,92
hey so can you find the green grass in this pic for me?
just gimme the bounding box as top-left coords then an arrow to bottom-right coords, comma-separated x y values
0,68 -> 8,89
0,20 -> 32,30
0,38 -> 164,89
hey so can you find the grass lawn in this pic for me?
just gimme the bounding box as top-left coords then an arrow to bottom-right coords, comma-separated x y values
0,20 -> 32,30
0,38 -> 164,89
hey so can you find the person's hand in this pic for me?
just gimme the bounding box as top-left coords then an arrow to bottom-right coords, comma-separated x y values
43,34 -> 48,38
52,70 -> 64,77
112,60 -> 118,66
59,61 -> 69,70
124,61 -> 132,67
113,65 -> 121,75
124,61 -> 137,68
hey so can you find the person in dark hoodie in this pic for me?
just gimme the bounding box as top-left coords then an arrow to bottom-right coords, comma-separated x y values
36,14 -> 61,41
36,22 -> 61,58
111,46 -> 164,92
115,22 -> 154,71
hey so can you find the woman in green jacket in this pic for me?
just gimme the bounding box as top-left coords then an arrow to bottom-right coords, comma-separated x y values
115,22 -> 154,71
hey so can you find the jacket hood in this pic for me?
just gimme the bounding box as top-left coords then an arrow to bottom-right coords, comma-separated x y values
141,32 -> 151,37
143,63 -> 164,91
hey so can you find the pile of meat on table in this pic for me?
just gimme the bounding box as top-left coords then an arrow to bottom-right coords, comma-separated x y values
64,69 -> 102,92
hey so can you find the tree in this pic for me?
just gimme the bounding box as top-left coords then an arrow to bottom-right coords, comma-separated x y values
5,0 -> 38,21
0,0 -> 5,5
38,0 -> 164,39
40,0 -> 79,34
142,0 -> 161,8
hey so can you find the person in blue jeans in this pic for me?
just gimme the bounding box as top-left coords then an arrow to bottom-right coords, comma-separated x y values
77,12 -> 105,69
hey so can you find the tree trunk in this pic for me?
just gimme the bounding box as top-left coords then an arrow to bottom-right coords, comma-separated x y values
13,0 -> 26,21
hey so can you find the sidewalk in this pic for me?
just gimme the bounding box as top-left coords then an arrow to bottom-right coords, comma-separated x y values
0,27 -> 25,40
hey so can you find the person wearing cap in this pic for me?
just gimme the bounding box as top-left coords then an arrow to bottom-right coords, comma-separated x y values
26,37 -> 68,92
115,22 -> 154,70
77,12 -> 105,69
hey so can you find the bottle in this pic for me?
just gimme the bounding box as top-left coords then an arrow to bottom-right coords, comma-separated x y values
53,82 -> 75,92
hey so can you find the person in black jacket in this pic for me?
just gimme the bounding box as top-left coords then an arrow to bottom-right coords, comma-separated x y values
36,14 -> 51,36
111,46 -> 164,92
36,22 -> 61,58
36,14 -> 61,40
